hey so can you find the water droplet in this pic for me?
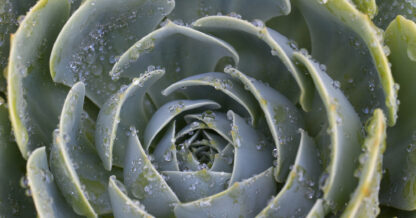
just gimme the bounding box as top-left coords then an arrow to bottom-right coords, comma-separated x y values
319,173 -> 329,188
144,185 -> 152,195
189,183 -> 196,191
251,19 -> 264,28
228,12 -> 242,19
332,80 -> 341,89
272,148 -> 278,158
305,187 -> 315,199
25,189 -> 32,197
288,41 -> 298,50
164,151 -> 173,162
199,199 -> 212,207
407,46 -> 416,61
271,49 -> 279,56
20,176 -> 29,188
407,143 -> 416,153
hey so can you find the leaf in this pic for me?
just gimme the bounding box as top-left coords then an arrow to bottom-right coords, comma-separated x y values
257,130 -> 321,218
168,0 -> 290,23
193,16 -> 310,107
143,99 -> 220,149
123,133 -> 179,217
227,111 -> 274,184
225,67 -> 305,182
162,72 -> 260,125
202,131 -> 228,152
175,121 -> 208,141
378,206 -> 416,218
49,83 -> 112,217
294,0 -> 398,126
95,69 -> 165,170
174,168 -> 277,218
352,0 -> 377,18
184,112 -> 233,144
306,199 -> 325,218
69,0 -> 84,14
266,6 -> 311,52
161,170 -> 231,202
0,0 -> 37,72
176,144 -> 201,171
0,102 -> 35,217
341,109 -> 386,218
152,122 -> 180,171
380,15 -> 416,210
108,175 -> 154,218
210,144 -> 234,173
8,0 -> 70,159
111,21 -> 238,107
373,0 -> 416,29
50,0 -> 175,106
27,147 -> 82,218
293,51 -> 363,213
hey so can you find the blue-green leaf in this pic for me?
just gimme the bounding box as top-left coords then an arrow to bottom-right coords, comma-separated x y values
162,170 -> 231,202
95,69 -> 165,170
50,0 -> 175,106
143,99 -> 220,149
27,147 -> 81,218
227,111 -> 274,184
174,168 -> 277,218
380,15 -> 416,211
108,175 -> 154,218
8,0 -> 70,159
123,133 -> 179,217
257,130 -> 321,218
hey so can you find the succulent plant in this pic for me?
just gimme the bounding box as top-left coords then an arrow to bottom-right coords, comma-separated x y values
1,0 -> 416,217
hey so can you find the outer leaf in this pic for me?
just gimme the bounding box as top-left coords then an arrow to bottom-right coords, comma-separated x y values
380,16 -> 416,210
123,133 -> 179,217
0,101 -> 35,217
227,111 -> 274,184
50,0 -> 175,106
108,176 -> 154,218
168,0 -> 290,23
374,0 -> 416,29
306,199 -> 325,218
378,206 -> 416,218
143,99 -> 220,149
0,0 -> 36,74
111,21 -> 239,107
27,147 -> 81,218
8,0 -> 70,158
225,67 -> 305,182
266,7 -> 311,52
69,0 -> 83,14
95,69 -> 165,170
293,51 -> 363,213
50,83 -> 112,217
352,0 -> 377,18
257,130 -> 321,218
193,16 -> 310,108
295,0 -> 398,126
341,109 -> 386,218
174,168 -> 277,218
162,170 -> 231,202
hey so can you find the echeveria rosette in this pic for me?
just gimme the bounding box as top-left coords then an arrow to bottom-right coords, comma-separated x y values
1,0 -> 415,217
